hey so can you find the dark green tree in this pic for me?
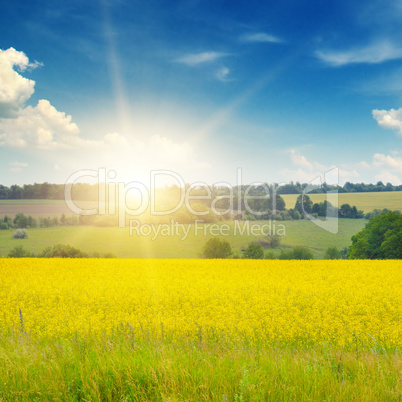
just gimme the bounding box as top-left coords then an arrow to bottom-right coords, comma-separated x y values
294,194 -> 313,216
243,243 -> 265,259
348,211 -> 402,259
324,246 -> 342,259
292,246 -> 314,260
13,213 -> 29,228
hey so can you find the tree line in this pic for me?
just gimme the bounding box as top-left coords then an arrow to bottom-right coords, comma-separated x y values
277,181 -> 402,194
1,180 -> 402,201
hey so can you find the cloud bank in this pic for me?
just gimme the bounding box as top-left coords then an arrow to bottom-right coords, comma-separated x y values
372,107 -> 402,136
0,47 -> 40,118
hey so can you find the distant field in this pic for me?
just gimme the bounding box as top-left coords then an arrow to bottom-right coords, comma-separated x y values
0,199 -> 98,218
0,219 -> 365,258
1,192 -> 401,218
0,195 -> 378,258
282,191 -> 402,213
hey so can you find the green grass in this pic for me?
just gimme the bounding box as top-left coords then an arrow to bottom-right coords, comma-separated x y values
0,219 -> 365,258
282,191 -> 402,213
0,333 -> 399,401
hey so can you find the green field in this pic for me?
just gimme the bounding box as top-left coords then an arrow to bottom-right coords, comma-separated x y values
1,193 -> 387,258
1,191 -> 401,218
0,219 -> 365,258
282,191 -> 402,213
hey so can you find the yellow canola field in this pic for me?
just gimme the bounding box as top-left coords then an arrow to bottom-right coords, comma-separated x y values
0,259 -> 400,348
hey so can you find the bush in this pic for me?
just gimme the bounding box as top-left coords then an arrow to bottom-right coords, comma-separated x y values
39,216 -> 59,228
200,238 -> 233,259
90,251 -> 117,258
0,222 -> 8,230
279,246 -> 314,260
292,246 -> 314,260
8,245 -> 34,258
38,244 -> 88,258
324,246 -> 342,259
103,252 -> 117,258
12,229 -> 28,239
293,211 -> 301,220
259,234 -> 281,249
3,215 -> 13,228
243,243 -> 265,259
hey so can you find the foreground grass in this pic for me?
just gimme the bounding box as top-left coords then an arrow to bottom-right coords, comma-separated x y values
0,334 -> 400,401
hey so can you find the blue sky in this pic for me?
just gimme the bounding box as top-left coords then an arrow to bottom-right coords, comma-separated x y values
1,0 -> 402,187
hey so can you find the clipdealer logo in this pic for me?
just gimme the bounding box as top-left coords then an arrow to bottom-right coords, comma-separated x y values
64,167 -> 339,233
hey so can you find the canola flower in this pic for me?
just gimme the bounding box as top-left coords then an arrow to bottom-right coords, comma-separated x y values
0,259 -> 400,349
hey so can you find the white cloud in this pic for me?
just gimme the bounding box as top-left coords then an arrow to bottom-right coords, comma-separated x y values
9,161 -> 28,167
216,66 -> 230,82
283,150 -> 359,185
316,40 -> 402,66
0,47 -> 42,118
374,171 -> 401,185
355,153 -> 402,185
0,48 -> 130,152
373,153 -> 402,171
0,48 -> 211,177
372,107 -> 402,136
0,99 -> 129,150
289,149 -> 326,172
175,52 -> 226,66
358,160 -> 370,169
240,32 -> 281,43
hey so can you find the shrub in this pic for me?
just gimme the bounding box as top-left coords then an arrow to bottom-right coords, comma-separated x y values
279,246 -> 314,260
293,211 -> 301,220
12,229 -> 28,239
38,244 -> 88,258
103,252 -> 117,258
39,216 -> 59,228
243,243 -> 265,259
324,246 -> 342,259
200,238 -> 232,259
0,222 -> 8,230
292,246 -> 314,260
8,245 -> 34,258
259,234 -> 281,249
3,215 -> 13,228
90,252 -> 117,258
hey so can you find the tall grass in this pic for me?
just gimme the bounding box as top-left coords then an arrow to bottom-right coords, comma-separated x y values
0,332 -> 400,400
